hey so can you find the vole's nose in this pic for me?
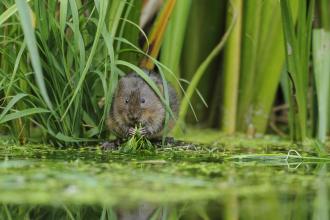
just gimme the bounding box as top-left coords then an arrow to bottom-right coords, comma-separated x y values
128,114 -> 139,122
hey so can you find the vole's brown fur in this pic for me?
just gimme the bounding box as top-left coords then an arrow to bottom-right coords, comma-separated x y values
107,70 -> 178,139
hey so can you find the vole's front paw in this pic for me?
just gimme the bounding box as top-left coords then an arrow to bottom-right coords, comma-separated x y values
140,127 -> 147,137
128,127 -> 136,136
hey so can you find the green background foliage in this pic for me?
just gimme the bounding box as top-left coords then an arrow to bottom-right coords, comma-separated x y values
0,0 -> 329,145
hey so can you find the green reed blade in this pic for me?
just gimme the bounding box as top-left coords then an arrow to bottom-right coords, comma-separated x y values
173,0 -> 236,134
221,0 -> 242,134
160,0 -> 192,90
180,1 -> 225,124
236,0 -> 262,130
280,0 -> 315,142
313,29 -> 330,142
319,0 -> 330,30
250,0 -> 298,134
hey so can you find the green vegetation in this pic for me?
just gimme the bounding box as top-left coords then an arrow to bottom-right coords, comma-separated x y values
0,138 -> 329,219
281,0 -> 314,142
1,1 -> 330,218
313,30 -> 330,143
120,125 -> 154,153
0,0 -> 173,146
1,0 -> 330,145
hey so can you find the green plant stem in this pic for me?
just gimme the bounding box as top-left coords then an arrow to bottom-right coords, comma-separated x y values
160,0 -> 192,91
180,1 -> 226,124
313,29 -> 330,142
280,0 -> 314,142
319,0 -> 330,30
237,0 -> 262,130
221,0 -> 242,134
251,0 -> 299,134
173,1 -> 236,135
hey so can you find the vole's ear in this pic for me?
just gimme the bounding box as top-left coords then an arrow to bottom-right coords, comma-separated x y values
117,78 -> 126,91
117,79 -> 123,89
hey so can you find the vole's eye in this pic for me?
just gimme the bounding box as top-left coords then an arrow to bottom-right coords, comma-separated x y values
125,98 -> 129,104
141,98 -> 145,104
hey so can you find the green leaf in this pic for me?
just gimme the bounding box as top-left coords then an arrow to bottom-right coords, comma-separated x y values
15,0 -> 53,110
62,0 -> 109,119
0,108 -> 49,124
0,94 -> 27,121
0,0 -> 32,27
313,29 -> 330,142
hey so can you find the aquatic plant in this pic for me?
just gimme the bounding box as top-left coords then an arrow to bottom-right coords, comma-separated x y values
0,139 -> 329,219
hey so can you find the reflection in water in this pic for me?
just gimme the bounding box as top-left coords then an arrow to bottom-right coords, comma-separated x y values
1,182 -> 329,220
0,145 -> 329,219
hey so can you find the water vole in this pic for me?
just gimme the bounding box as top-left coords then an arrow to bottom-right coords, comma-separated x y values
107,70 -> 178,139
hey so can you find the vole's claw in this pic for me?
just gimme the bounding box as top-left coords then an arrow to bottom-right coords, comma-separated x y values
128,127 -> 136,136
140,127 -> 147,137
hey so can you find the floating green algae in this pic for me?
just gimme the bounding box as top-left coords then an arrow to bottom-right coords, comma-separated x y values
0,134 -> 329,219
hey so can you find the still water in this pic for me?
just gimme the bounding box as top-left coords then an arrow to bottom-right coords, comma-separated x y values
0,143 -> 328,220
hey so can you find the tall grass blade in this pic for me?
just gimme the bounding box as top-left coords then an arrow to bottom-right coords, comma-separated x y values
117,0 -> 142,68
107,0 -> 126,38
0,0 -> 32,27
62,0 -> 108,119
15,0 -> 53,110
0,108 -> 49,124
0,94 -> 27,121
59,0 -> 68,38
68,0 -> 85,72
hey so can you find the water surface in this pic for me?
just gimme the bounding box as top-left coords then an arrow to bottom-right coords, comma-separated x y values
0,139 -> 329,220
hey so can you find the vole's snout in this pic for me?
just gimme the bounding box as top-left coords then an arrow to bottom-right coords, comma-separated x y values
128,113 -> 140,123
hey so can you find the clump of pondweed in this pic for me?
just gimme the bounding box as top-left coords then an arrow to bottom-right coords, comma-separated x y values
120,125 -> 155,153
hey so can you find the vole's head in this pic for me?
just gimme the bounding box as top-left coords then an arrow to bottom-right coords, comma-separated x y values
113,73 -> 164,127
